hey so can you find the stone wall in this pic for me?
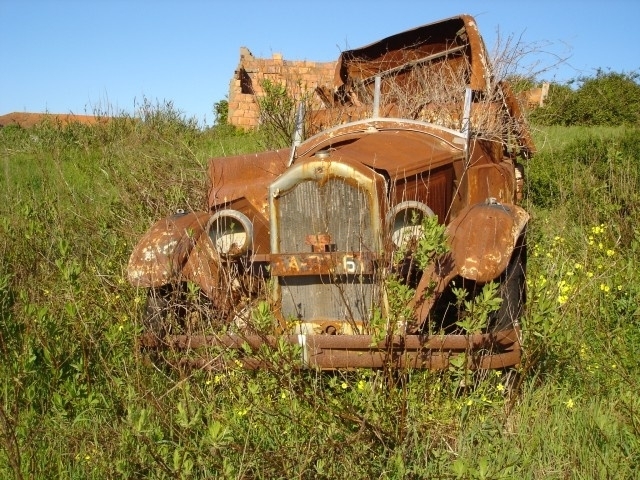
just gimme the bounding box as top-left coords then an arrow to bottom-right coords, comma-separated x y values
228,47 -> 336,129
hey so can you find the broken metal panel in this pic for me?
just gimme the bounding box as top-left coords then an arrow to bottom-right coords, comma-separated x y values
334,15 -> 491,103
277,273 -> 377,333
127,211 -> 211,288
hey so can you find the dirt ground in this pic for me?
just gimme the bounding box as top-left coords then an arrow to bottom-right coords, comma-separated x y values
0,112 -> 109,128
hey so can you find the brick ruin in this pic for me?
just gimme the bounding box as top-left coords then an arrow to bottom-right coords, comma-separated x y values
227,47 -> 336,130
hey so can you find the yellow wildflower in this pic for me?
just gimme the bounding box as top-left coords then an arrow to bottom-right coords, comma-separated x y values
557,280 -> 572,295
579,345 -> 588,360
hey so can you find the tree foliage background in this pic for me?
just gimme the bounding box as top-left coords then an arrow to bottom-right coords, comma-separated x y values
529,70 -> 640,126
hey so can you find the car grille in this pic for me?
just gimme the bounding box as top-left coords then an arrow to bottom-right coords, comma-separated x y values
274,177 -> 381,326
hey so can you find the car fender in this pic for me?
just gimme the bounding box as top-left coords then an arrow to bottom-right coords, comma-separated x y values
446,200 -> 528,283
127,211 -> 212,288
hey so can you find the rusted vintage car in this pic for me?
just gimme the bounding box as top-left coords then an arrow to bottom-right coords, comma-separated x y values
127,14 -> 534,370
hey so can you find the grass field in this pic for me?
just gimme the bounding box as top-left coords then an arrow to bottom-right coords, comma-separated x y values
1,114 -> 638,479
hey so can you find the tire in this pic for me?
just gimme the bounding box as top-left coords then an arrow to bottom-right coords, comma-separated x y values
491,236 -> 526,332
143,285 -> 185,341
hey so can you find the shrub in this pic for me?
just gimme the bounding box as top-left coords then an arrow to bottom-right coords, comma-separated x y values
213,99 -> 229,125
531,70 -> 640,126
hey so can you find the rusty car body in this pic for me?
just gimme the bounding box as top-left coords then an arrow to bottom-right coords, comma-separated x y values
128,14 -> 533,370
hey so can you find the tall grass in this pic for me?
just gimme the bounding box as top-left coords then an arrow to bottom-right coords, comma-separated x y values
1,111 -> 638,478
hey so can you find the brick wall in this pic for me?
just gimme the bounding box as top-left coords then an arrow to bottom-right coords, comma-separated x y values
228,47 -> 336,129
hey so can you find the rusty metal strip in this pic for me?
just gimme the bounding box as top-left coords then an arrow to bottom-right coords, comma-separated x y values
270,251 -> 377,276
178,349 -> 519,371
141,330 -> 521,370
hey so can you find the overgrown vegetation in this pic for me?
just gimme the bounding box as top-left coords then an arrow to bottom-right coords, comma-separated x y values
1,73 -> 639,478
529,69 -> 640,126
255,79 -> 313,150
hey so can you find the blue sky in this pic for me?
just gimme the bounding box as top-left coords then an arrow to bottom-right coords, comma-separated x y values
2,0 -> 639,126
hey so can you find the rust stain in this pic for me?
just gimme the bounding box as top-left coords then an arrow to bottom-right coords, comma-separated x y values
447,201 -> 528,283
127,211 -> 210,288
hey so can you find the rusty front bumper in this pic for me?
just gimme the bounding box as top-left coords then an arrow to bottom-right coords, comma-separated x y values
140,329 -> 521,371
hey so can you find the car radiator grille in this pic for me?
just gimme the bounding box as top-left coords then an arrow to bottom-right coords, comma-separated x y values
276,178 -> 380,325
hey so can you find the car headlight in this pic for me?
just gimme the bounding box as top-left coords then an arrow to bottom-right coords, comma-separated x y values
387,201 -> 435,249
206,209 -> 253,257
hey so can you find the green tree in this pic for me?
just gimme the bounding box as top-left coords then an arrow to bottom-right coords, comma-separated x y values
213,99 -> 229,125
531,70 -> 640,126
256,79 -> 298,148
529,83 -> 575,126
572,70 -> 640,125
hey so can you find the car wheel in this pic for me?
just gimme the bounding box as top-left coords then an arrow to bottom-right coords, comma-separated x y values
490,236 -> 526,332
143,285 -> 186,343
